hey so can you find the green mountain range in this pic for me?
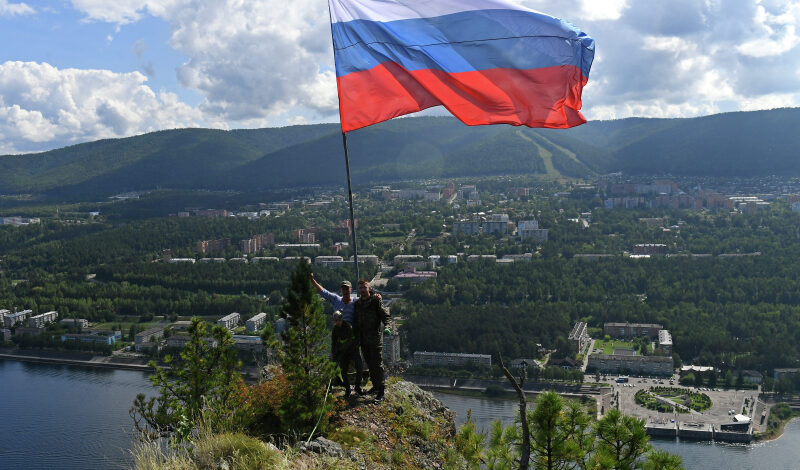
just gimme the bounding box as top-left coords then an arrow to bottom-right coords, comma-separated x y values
3,108 -> 800,197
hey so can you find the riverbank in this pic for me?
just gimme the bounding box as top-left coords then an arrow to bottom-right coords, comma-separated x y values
755,404 -> 800,442
0,350 -> 153,371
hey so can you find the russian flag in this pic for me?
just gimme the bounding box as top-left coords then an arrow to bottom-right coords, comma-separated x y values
329,0 -> 595,133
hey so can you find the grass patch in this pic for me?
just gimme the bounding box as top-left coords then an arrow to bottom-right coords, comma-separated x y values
191,432 -> 282,470
593,340 -> 635,355
327,426 -> 371,450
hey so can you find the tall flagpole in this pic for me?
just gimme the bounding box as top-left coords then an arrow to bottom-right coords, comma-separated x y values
342,132 -> 360,281
328,1 -> 360,282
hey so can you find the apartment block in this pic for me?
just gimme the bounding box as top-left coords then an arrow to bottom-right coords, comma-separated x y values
518,219 -> 548,242
28,311 -> 58,328
483,214 -> 509,235
246,313 -> 267,333
60,318 -> 89,329
414,351 -> 492,368
604,322 -> 664,339
658,330 -> 673,355
453,221 -> 480,236
135,326 -> 166,351
569,322 -> 591,353
3,310 -> 32,328
383,333 -> 401,366
195,238 -> 231,254
587,354 -> 673,376
218,312 -> 241,330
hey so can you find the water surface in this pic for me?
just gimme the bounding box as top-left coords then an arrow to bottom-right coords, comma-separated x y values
0,359 -> 153,470
433,390 -> 800,470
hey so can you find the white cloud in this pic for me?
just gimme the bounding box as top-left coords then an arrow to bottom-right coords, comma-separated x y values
69,0 -> 149,24
577,0 -> 629,21
71,0 -> 338,124
735,2 -> 800,57
0,61 -> 203,153
0,0 -> 34,16
13,0 -> 796,154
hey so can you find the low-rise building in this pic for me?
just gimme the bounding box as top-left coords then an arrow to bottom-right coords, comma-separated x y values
61,332 -> 116,345
658,330 -> 673,355
28,311 -> 58,328
518,220 -> 548,242
604,322 -> 664,339
394,269 -> 437,282
135,326 -> 166,351
3,310 -> 32,328
774,368 -> 800,381
549,357 -> 582,369
587,354 -> 673,376
680,365 -> 716,375
453,221 -> 480,236
467,255 -> 497,262
218,312 -> 241,330
483,214 -> 509,235
393,255 -> 427,269
15,327 -> 44,337
569,322 -> 591,353
1,328 -> 11,343
510,358 -> 543,370
315,256 -> 346,268
383,333 -> 401,366
166,335 -> 219,349
246,313 -> 267,333
740,370 -> 763,384
171,320 -> 193,331
350,254 -> 379,265
633,244 -> 667,256
232,335 -> 264,353
414,351 -> 492,368
60,318 -> 89,329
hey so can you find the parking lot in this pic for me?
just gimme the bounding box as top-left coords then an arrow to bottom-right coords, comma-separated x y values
591,374 -> 767,432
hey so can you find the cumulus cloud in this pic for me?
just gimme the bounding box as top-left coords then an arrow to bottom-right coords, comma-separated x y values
0,61 -> 203,153
71,0 -> 338,125
554,0 -> 800,120
4,0 -> 793,153
0,0 -> 34,16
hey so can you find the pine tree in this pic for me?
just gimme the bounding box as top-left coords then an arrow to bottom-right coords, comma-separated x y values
276,261 -> 337,437
130,317 -> 242,440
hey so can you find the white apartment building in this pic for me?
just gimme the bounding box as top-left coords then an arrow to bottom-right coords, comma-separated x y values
483,214 -> 509,235
28,311 -> 58,328
246,313 -> 267,333
414,351 -> 492,368
3,310 -> 32,328
518,219 -> 548,242
453,221 -> 480,236
218,312 -> 241,330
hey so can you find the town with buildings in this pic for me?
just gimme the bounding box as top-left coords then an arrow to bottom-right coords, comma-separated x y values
3,174 -> 800,445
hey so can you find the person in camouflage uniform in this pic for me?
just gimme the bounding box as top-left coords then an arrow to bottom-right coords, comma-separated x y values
354,279 -> 390,400
331,310 -> 357,397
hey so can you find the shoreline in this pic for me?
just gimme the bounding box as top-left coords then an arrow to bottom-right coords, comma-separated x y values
0,352 -> 154,372
755,416 -> 799,443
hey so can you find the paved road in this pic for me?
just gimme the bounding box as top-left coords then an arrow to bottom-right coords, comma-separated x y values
592,374 -> 765,429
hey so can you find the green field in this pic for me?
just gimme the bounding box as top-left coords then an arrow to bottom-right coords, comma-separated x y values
594,340 -> 635,355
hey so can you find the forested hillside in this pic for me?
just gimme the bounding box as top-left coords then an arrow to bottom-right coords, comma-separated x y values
3,108 -> 800,198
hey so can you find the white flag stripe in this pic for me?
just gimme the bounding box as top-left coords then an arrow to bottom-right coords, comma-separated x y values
329,0 -> 542,24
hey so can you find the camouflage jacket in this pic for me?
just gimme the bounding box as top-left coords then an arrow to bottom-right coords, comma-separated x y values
331,321 -> 356,360
354,294 -> 390,346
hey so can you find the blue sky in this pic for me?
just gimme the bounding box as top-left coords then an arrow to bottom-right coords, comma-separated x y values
2,0 -> 800,154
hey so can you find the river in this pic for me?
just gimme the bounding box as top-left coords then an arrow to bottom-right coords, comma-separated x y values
433,391 -> 800,470
0,359 -> 152,469
2,360 -> 798,469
